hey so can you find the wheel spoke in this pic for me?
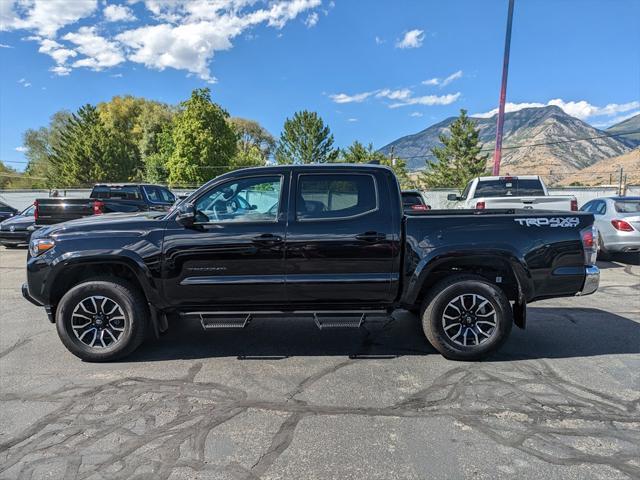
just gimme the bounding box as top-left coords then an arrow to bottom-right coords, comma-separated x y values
105,329 -> 118,343
72,321 -> 91,330
450,325 -> 463,341
463,328 -> 469,346
470,328 -> 479,345
79,327 -> 96,341
444,322 -> 462,331
443,313 -> 460,321
90,297 -> 98,314
477,320 -> 496,327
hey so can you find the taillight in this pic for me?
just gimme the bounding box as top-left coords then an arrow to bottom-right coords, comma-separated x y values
475,201 -> 486,209
611,219 -> 634,232
570,199 -> 578,211
580,225 -> 598,265
33,200 -> 39,221
93,200 -> 105,215
411,204 -> 429,211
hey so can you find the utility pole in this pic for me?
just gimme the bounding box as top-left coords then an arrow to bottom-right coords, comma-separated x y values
492,0 -> 515,176
618,167 -> 624,195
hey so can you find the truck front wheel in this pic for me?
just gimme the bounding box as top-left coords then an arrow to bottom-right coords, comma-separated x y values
421,275 -> 513,360
56,277 -> 149,362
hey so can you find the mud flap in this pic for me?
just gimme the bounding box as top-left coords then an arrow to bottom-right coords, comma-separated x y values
513,297 -> 526,329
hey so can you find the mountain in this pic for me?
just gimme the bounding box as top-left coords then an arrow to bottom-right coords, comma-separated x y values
606,113 -> 640,148
379,106 -> 632,179
560,148 -> 640,186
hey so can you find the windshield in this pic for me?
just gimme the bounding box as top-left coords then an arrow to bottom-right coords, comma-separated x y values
21,205 -> 35,216
474,178 -> 545,198
614,200 -> 640,213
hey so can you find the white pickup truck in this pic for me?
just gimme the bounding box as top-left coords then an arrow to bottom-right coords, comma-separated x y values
448,175 -> 578,211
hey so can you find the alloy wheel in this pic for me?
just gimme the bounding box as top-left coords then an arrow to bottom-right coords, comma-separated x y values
71,296 -> 126,349
441,293 -> 497,347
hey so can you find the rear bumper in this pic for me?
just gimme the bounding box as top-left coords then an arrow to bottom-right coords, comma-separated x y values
578,265 -> 599,296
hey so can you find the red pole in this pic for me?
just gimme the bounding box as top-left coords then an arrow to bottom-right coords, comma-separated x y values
492,0 -> 515,176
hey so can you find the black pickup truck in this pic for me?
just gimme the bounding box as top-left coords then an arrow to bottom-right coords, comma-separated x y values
34,183 -> 176,226
23,165 -> 600,362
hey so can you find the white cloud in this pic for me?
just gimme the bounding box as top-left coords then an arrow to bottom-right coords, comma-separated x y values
17,78 -> 31,87
592,110 -> 640,128
422,70 -> 463,87
37,38 -> 77,65
474,99 -> 640,120
376,88 -> 412,100
1,0 -> 322,81
104,4 -> 136,22
395,29 -> 424,49
390,92 -> 461,108
0,0 -> 97,38
15,146 -> 28,152
0,43 -> 13,48
347,118 -> 358,122
304,11 -> 318,28
441,70 -> 462,86
422,77 -> 439,86
329,91 -> 375,104
374,36 -> 385,45
410,112 -> 423,117
110,73 -> 123,78
64,26 -> 124,70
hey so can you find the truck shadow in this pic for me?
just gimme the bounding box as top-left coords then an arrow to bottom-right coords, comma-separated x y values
127,307 -> 640,362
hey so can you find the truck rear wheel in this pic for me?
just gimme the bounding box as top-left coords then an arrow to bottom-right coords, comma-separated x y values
56,277 -> 149,362
421,275 -> 512,361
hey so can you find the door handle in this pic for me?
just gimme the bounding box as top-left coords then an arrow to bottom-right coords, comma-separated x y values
252,234 -> 283,244
355,231 -> 387,242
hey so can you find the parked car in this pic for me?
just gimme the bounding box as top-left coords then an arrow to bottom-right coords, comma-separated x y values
0,204 -> 35,248
0,200 -> 18,222
580,196 -> 640,258
23,165 -> 599,362
402,190 -> 431,213
34,183 -> 176,226
448,175 -> 578,211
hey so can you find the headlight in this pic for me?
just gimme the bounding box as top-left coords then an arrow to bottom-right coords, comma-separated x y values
29,238 -> 55,257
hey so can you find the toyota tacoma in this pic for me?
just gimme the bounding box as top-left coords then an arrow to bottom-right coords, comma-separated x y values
22,165 -> 600,361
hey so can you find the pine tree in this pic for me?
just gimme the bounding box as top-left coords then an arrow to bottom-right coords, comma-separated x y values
275,111 -> 339,164
423,109 -> 489,190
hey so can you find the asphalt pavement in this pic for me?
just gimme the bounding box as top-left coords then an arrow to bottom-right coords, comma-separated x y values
1,247 -> 639,480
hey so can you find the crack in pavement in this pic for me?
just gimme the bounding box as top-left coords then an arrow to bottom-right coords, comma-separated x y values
1,358 -> 638,479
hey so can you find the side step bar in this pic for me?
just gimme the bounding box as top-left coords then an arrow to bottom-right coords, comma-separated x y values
180,310 -> 388,330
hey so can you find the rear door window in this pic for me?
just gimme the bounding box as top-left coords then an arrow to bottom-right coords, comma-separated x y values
91,186 -> 141,200
296,174 -> 378,221
474,178 -> 545,197
402,192 -> 424,207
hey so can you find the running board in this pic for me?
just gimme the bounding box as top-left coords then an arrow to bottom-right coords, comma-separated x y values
181,312 -> 252,329
181,310 -> 388,330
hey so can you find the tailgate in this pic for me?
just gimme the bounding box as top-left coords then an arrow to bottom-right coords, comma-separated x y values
483,196 -> 573,211
35,198 -> 95,225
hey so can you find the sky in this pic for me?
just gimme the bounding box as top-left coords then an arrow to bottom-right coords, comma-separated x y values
1,0 -> 639,171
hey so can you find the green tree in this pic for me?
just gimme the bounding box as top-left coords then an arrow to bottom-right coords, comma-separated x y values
50,104 -> 134,186
339,140 -> 411,188
23,111 -> 72,188
275,111 -> 339,164
166,88 -> 237,186
423,109 -> 489,190
228,117 -> 275,163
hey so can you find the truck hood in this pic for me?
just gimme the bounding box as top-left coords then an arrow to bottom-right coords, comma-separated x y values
0,214 -> 35,231
34,211 -> 166,239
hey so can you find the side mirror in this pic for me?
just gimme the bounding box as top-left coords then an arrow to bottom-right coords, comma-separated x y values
447,193 -> 460,201
176,203 -> 196,226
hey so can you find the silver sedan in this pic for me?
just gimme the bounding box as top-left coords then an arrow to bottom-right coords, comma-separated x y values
580,196 -> 640,258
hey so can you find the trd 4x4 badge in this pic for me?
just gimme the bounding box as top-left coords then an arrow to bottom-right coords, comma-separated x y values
514,217 -> 580,227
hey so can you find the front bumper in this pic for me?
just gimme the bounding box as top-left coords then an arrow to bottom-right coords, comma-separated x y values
22,282 -> 43,306
578,265 -> 600,296
0,231 -> 30,245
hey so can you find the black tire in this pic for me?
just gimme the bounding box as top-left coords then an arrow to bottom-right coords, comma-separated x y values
56,277 -> 149,362
597,233 -> 611,261
421,275 -> 513,361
